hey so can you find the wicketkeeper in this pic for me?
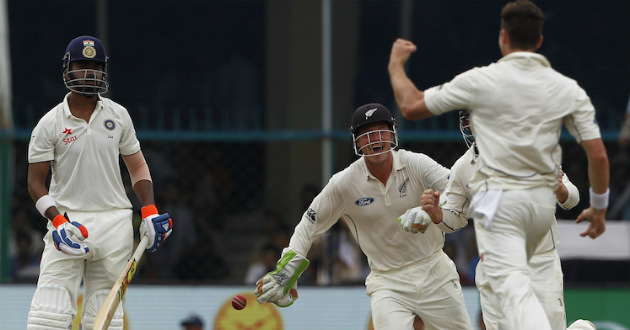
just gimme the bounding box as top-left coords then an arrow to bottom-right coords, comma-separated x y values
255,103 -> 473,330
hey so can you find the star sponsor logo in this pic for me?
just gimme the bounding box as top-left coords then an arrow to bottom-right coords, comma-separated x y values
62,128 -> 77,145
63,135 -> 78,145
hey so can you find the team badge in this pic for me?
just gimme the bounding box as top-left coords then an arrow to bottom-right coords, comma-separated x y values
104,119 -> 116,131
82,40 -> 97,59
365,108 -> 377,119
398,177 -> 409,198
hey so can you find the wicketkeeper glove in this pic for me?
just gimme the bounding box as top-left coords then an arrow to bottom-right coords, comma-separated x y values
52,213 -> 89,256
139,205 -> 173,253
398,206 -> 432,234
255,248 -> 310,307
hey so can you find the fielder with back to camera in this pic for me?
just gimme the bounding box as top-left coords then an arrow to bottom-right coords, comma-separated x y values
388,1 -> 609,329
255,103 -> 473,330
26,35 -> 173,330
399,111 -> 596,330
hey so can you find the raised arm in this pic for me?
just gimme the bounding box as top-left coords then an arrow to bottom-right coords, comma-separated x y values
388,38 -> 433,120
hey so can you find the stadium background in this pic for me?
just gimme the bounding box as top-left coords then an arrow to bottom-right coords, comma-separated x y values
0,0 -> 629,329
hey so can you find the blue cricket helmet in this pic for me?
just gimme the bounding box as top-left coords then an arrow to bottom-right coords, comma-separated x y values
62,35 -> 109,95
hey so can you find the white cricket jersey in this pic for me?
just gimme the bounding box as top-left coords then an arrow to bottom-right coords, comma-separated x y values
289,149 -> 450,272
444,146 -> 580,254
28,93 -> 140,211
424,52 -> 601,193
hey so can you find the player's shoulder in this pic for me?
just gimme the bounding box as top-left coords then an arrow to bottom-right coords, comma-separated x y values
99,96 -> 129,113
327,158 -> 367,187
396,148 -> 437,166
336,159 -> 362,180
451,148 -> 475,173
36,102 -> 65,126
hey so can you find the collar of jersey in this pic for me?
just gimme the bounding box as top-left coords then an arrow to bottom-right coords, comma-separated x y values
62,93 -> 104,119
360,149 -> 404,180
498,51 -> 550,68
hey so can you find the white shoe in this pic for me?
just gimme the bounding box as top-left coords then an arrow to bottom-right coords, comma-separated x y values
568,319 -> 596,330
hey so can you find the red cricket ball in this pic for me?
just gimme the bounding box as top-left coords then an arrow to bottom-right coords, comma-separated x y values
232,294 -> 247,310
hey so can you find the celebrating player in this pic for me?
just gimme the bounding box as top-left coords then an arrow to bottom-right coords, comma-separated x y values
26,35 -> 173,330
255,103 -> 472,330
388,1 -> 610,329
401,111 -> 595,330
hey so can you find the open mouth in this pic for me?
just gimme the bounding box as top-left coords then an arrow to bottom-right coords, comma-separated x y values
370,145 -> 383,153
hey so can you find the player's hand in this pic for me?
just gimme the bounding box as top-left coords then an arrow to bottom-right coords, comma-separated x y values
420,189 -> 443,224
52,213 -> 89,256
255,248 -> 309,307
139,205 -> 173,252
256,278 -> 299,307
575,207 -> 606,239
389,38 -> 417,68
398,206 -> 431,234
554,170 -> 569,203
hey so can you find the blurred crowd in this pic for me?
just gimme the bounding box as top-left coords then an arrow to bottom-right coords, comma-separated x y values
8,130 -> 630,285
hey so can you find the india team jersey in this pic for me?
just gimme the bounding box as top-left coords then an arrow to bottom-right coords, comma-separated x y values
28,93 -> 140,211
289,149 -> 450,272
424,52 -> 601,193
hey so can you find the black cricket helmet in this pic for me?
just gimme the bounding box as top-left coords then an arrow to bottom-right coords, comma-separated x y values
349,103 -> 399,156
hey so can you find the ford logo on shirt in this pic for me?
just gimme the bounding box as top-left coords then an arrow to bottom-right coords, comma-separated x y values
355,197 -> 374,206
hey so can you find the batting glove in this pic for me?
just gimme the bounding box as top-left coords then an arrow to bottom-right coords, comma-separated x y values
52,213 -> 89,256
139,205 -> 173,253
398,206 -> 432,234
255,248 -> 309,307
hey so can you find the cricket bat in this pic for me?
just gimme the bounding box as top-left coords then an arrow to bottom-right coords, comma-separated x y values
92,236 -> 149,330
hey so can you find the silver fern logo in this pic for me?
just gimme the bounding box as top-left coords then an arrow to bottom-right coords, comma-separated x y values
398,178 -> 409,198
365,108 -> 378,119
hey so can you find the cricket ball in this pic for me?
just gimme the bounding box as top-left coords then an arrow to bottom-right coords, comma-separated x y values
232,294 -> 247,310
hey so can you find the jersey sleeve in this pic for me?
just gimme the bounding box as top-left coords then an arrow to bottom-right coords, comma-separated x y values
417,153 -> 450,192
563,87 -> 601,142
119,106 -> 141,156
424,69 -> 476,116
289,176 -> 346,257
28,116 -> 56,163
557,172 -> 580,210
437,154 -> 472,233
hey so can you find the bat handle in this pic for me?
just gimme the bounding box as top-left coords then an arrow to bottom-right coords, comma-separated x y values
133,235 -> 150,261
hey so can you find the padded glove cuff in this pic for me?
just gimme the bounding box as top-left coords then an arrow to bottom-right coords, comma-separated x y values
141,205 -> 158,218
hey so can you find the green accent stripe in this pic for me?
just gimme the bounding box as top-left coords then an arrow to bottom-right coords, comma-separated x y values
271,250 -> 296,275
284,259 -> 310,295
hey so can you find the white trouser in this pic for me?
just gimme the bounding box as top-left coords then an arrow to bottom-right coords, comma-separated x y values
366,250 -> 473,330
474,187 -> 556,330
480,247 -> 566,330
530,249 -> 566,330
28,208 -> 133,330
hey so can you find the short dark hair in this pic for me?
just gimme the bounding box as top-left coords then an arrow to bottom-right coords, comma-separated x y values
500,0 -> 544,50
